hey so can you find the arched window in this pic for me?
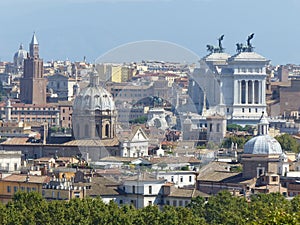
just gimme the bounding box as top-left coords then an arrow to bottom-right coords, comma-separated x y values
105,124 -> 109,138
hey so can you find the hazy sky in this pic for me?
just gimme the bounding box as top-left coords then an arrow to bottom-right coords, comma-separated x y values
0,0 -> 299,65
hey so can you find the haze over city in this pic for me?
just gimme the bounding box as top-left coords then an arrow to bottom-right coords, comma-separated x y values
0,0 -> 299,64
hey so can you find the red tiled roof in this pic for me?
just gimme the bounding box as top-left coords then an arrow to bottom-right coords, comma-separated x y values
2,174 -> 50,184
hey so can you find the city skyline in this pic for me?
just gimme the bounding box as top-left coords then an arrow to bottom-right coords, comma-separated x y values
0,0 -> 300,65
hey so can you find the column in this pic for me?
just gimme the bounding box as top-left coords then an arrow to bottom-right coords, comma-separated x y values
252,80 -> 255,104
258,81 -> 262,104
219,81 -> 223,105
245,80 -> 248,104
261,79 -> 266,104
234,79 -> 238,104
238,80 -> 241,104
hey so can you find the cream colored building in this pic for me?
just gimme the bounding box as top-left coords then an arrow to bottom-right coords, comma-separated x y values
97,64 -> 133,83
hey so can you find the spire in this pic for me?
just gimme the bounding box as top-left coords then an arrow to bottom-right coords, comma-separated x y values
19,43 -> 23,50
29,32 -> 39,58
31,32 -> 39,45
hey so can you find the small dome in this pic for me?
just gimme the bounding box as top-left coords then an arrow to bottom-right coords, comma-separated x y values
14,44 -> 28,67
244,135 -> 282,155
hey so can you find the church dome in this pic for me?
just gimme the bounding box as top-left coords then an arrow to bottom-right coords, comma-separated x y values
244,112 -> 282,155
73,70 -> 115,112
244,135 -> 282,155
13,44 -> 28,67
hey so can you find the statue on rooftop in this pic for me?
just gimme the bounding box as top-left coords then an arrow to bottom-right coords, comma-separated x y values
236,33 -> 255,53
206,44 -> 214,54
246,33 -> 255,52
218,34 -> 224,53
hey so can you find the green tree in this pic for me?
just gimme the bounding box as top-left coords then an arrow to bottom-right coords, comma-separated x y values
186,196 -> 206,218
249,192 -> 292,223
275,133 -> 300,153
129,116 -> 148,124
227,124 -> 243,132
204,191 -> 250,225
221,135 -> 252,148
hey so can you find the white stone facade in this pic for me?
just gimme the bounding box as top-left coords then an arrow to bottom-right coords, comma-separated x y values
0,151 -> 22,172
190,50 -> 269,126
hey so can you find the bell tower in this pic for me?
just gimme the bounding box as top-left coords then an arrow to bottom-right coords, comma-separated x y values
20,33 -> 47,105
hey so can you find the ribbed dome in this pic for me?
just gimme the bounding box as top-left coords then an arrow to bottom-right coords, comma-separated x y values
244,135 -> 282,155
73,70 -> 115,112
14,44 -> 28,67
244,112 -> 282,155
73,86 -> 115,112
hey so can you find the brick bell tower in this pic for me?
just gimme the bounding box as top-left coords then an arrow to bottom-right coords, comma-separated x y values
20,33 -> 47,105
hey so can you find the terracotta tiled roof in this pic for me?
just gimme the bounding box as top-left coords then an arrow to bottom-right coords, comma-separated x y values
124,173 -> 165,182
150,156 -> 200,164
63,138 -> 119,147
197,162 -> 242,182
2,174 -> 50,184
86,176 -> 120,196
34,157 -> 54,162
167,187 -> 210,198
1,137 -> 31,145
99,156 -> 135,163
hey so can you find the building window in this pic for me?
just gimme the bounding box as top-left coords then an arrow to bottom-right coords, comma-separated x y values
255,108 -> 258,113
242,108 -> 245,113
173,200 -> 177,206
179,200 -> 183,206
7,186 -> 11,193
189,176 -> 192,182
272,176 -> 277,182
74,192 -> 80,198
132,185 -> 135,194
13,186 -> 18,193
217,124 -> 220,132
105,124 -> 110,137
249,108 -> 251,113
227,108 -> 229,113
166,200 -> 170,205
27,187 -> 31,192
119,200 -> 123,204
209,124 -> 213,132
149,186 -> 152,194
180,176 -> 183,183
148,201 -> 152,206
